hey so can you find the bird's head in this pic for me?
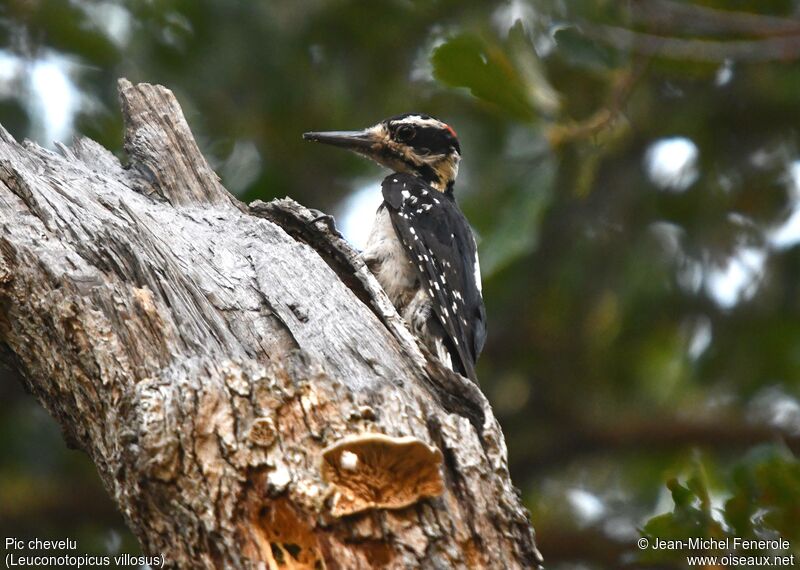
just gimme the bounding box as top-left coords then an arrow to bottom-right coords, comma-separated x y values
303,113 -> 461,193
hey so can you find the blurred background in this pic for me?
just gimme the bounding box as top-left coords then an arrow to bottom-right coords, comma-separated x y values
2,0 -> 800,568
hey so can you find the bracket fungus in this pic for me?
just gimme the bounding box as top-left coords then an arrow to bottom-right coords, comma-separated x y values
320,434 -> 445,518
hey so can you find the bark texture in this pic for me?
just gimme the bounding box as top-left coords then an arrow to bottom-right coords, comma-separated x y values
0,79 -> 542,569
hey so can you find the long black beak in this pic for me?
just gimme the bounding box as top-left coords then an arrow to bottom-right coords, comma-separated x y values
302,129 -> 377,152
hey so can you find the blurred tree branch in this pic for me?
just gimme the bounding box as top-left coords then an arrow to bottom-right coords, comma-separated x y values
547,67 -> 641,149
0,79 -> 541,569
630,0 -> 800,38
514,415 -> 797,474
584,23 -> 800,63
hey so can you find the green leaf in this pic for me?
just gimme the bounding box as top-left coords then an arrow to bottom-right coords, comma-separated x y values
431,33 -> 537,121
667,477 -> 695,509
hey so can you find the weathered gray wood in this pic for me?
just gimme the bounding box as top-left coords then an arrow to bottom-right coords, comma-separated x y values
0,79 -> 541,569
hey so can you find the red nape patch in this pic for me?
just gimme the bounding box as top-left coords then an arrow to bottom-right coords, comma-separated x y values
444,124 -> 458,139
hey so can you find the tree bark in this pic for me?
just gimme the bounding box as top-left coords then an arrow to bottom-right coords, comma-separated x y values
0,79 -> 542,569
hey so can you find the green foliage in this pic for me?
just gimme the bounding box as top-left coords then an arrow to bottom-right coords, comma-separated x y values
642,463 -> 728,563
3,1 -> 800,568
432,33 -> 538,121
478,164 -> 553,276
641,451 -> 800,565
725,448 -> 800,543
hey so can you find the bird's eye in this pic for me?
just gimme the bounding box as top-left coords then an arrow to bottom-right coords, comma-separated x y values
395,125 -> 415,142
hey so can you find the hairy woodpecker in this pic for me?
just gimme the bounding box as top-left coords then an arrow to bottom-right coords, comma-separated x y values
303,113 -> 486,382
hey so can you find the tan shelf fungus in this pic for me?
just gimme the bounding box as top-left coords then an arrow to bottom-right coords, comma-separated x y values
320,434 -> 445,518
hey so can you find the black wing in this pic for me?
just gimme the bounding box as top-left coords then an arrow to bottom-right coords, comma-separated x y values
382,172 -> 486,381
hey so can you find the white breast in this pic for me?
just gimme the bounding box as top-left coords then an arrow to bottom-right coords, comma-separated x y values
362,206 -> 418,308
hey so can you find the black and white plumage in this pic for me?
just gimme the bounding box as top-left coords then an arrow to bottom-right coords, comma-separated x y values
304,113 -> 486,382
379,172 -> 486,380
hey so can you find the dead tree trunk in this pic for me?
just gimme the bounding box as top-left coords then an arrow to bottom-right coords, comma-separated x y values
0,79 -> 542,569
